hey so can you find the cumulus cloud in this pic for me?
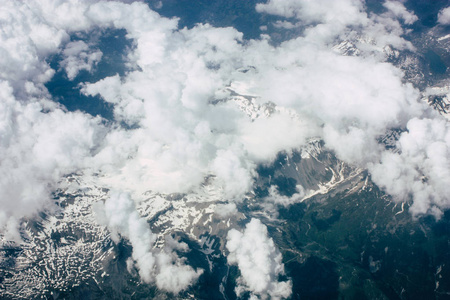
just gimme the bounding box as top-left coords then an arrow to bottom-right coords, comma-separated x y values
239,109 -> 319,162
79,0 -> 421,201
369,118 -> 450,217
60,41 -> 102,80
1,0 -> 449,244
0,1 -> 62,97
79,19 -> 257,199
95,192 -> 202,293
0,0 -> 114,240
256,0 -> 365,25
256,0 -> 415,50
235,42 -> 425,165
256,0 -> 368,45
438,7 -> 450,25
0,80 -> 103,241
226,218 -> 292,299
383,1 -> 418,25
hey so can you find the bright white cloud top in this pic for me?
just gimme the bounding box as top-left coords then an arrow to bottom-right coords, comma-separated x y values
0,0 -> 449,294
226,218 -> 292,299
438,6 -> 450,25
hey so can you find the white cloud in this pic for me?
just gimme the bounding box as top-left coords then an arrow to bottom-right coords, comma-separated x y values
256,0 -> 365,24
383,1 -> 418,25
211,149 -> 255,199
76,0 -> 435,215
256,0 -> 368,45
60,41 -> 102,80
0,80 -> 103,241
0,0 -> 449,244
438,7 -> 450,25
0,0 -> 184,239
239,109 -> 319,162
235,43 -> 425,164
214,202 -> 238,218
0,1 -> 59,97
256,0 -> 414,50
369,117 -> 450,218
80,0 -> 422,202
78,21 -> 258,199
264,185 -> 307,207
226,218 -> 292,299
95,192 -> 202,293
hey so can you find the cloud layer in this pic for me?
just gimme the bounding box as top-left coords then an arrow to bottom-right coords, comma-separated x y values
0,0 -> 449,271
